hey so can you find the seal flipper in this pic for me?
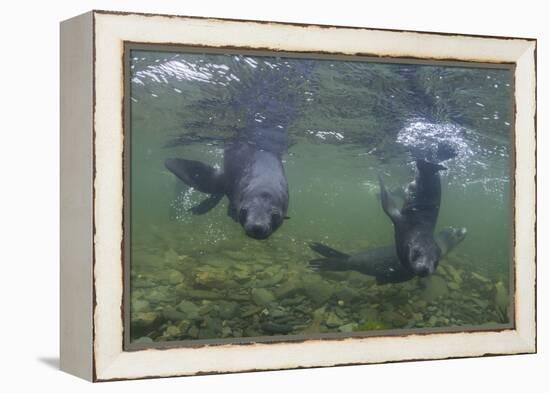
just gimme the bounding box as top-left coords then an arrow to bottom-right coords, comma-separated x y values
189,193 -> 224,215
309,243 -> 350,259
309,243 -> 351,272
378,175 -> 403,224
165,158 -> 225,194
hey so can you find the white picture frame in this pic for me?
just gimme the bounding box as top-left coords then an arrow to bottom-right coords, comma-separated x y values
60,10 -> 536,382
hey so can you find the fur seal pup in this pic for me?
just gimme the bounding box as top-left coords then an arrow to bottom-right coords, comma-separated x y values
309,227 -> 467,284
165,129 -> 289,240
379,159 -> 449,276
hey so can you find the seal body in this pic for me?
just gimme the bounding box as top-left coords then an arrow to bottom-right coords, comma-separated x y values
309,227 -> 466,284
165,128 -> 289,240
379,159 -> 447,276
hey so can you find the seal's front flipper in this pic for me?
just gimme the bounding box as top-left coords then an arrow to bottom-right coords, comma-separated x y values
189,193 -> 224,215
165,158 -> 225,194
309,242 -> 350,259
435,226 -> 467,256
378,175 -> 402,223
375,269 -> 415,285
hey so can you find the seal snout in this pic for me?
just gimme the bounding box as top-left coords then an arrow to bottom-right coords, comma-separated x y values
415,264 -> 433,277
245,223 -> 272,240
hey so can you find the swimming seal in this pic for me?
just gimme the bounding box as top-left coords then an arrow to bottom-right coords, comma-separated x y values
379,159 -> 448,276
165,129 -> 289,240
309,227 -> 467,284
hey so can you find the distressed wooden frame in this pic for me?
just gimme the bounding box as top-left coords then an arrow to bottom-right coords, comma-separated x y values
60,10 -> 537,382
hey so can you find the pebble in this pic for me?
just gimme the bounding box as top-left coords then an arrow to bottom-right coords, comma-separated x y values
251,288 -> 276,306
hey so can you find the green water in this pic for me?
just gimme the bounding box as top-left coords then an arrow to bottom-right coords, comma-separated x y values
128,50 -> 513,344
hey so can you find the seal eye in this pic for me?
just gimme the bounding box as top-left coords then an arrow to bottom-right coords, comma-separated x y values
271,212 -> 282,226
239,208 -> 248,225
411,248 -> 421,262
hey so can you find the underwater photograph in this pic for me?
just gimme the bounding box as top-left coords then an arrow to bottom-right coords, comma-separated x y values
126,47 -> 514,346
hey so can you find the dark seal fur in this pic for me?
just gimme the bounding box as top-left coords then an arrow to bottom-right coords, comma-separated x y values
309,227 -> 467,284
379,159 -> 448,276
165,130 -> 289,240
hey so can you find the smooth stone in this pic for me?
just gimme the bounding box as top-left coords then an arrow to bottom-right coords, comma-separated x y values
261,322 -> 293,334
162,308 -> 186,321
133,279 -> 157,289
223,250 -> 249,261
218,301 -> 239,319
146,289 -> 166,303
303,277 -> 334,305
448,282 -> 460,290
494,281 -> 509,311
338,323 -> 355,333
164,248 -> 179,262
446,265 -> 463,284
176,300 -> 200,319
221,326 -> 233,337
193,269 -> 227,289
163,325 -> 182,338
381,311 -> 408,328
358,306 -> 379,322
177,320 -> 191,333
187,289 -> 224,300
133,336 -> 153,344
241,306 -> 263,317
168,270 -> 184,285
269,308 -> 287,319
335,287 -> 360,303
325,312 -> 344,328
187,325 -> 199,338
133,312 -> 160,329
251,288 -> 276,306
471,272 -> 490,283
421,276 -> 449,302
255,270 -> 285,287
274,274 -> 301,298
132,299 -> 150,313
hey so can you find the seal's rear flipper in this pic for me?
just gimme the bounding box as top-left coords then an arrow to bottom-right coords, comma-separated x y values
309,257 -> 350,272
309,242 -> 350,259
165,158 -> 225,194
189,193 -> 224,215
378,175 -> 403,224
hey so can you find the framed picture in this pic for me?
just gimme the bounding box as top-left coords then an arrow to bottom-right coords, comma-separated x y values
60,10 -> 536,381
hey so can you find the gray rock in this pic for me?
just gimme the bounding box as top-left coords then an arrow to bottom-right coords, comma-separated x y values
133,336 -> 153,344
303,277 -> 334,305
162,308 -> 186,321
187,289 -> 224,300
255,270 -> 285,287
163,325 -> 182,339
132,299 -> 150,313
132,312 -> 160,329
168,270 -> 184,285
218,301 -> 239,319
335,287 -> 360,303
261,322 -> 293,334
251,288 -> 276,306
325,312 -> 344,328
177,300 -> 200,319
221,326 -> 233,337
338,323 -> 355,333
421,276 -> 449,302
